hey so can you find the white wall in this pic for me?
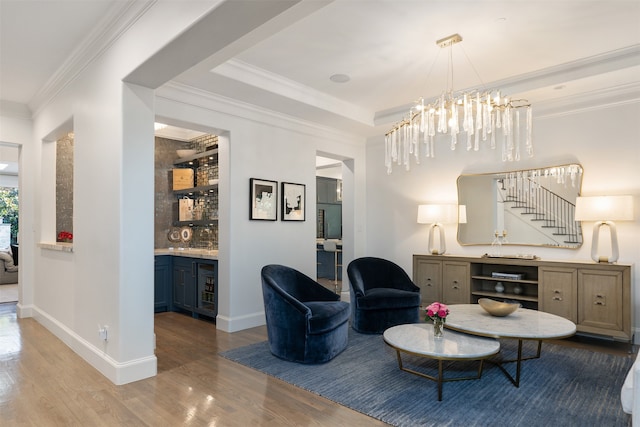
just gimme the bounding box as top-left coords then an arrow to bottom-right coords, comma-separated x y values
156,85 -> 366,332
9,2 -> 221,385
1,0 -> 363,385
366,100 -> 640,339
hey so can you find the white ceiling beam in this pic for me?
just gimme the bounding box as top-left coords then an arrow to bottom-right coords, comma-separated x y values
125,0 -> 333,89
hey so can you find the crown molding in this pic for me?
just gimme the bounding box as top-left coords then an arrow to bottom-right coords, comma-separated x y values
28,1 -> 157,117
374,45 -> 640,126
534,81 -> 640,119
156,81 -> 365,144
211,59 -> 375,126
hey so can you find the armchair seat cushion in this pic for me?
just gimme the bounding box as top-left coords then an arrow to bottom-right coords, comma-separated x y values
356,288 -> 421,310
307,301 -> 350,334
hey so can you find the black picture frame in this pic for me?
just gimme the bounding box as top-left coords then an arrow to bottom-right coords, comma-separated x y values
281,182 -> 305,221
250,178 -> 277,221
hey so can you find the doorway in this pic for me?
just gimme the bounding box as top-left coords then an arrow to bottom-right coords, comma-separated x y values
315,154 -> 346,294
0,144 -> 19,303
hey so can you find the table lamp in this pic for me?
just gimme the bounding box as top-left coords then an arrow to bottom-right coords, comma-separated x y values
574,195 -> 634,263
417,204 -> 458,255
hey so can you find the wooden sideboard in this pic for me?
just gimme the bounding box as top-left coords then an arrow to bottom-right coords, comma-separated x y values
413,254 -> 633,342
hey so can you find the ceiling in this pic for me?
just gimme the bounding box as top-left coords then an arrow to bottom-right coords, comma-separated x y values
1,0 -> 639,139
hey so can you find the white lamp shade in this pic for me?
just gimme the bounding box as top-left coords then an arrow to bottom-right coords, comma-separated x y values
575,195 -> 634,221
417,204 -> 458,224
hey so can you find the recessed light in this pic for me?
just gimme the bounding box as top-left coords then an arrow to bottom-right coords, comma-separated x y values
330,74 -> 350,83
554,85 -> 566,90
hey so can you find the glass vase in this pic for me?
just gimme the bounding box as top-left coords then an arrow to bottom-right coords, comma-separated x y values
433,318 -> 444,339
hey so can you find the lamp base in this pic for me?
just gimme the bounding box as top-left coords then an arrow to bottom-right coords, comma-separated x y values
590,221 -> 620,264
428,223 -> 446,255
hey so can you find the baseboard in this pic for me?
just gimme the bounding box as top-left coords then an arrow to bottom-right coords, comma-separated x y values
31,306 -> 157,385
16,302 -> 33,318
216,310 -> 265,333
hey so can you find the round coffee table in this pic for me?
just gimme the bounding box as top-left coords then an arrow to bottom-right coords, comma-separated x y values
444,304 -> 577,386
383,323 -> 500,401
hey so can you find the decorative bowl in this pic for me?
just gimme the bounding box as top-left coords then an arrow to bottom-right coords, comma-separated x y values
176,149 -> 197,158
478,298 -> 520,317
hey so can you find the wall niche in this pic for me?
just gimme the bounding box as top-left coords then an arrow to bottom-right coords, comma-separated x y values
56,133 -> 74,240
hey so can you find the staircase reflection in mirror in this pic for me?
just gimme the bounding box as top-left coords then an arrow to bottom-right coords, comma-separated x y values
457,164 -> 583,249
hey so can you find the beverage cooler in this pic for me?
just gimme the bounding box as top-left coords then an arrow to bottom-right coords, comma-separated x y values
197,262 -> 217,317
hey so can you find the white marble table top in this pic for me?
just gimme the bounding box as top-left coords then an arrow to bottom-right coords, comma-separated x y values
383,323 -> 500,359
445,304 -> 577,340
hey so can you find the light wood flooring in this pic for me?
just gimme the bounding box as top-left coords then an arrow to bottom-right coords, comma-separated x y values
0,302 -> 383,426
0,298 -> 633,426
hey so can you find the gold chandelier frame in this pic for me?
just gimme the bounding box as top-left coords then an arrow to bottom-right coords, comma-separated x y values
385,34 -> 533,174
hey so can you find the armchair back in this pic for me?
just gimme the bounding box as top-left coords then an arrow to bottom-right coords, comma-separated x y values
347,257 -> 418,294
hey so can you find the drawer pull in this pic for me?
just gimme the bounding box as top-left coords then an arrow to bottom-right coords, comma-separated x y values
554,290 -> 561,294
552,296 -> 563,301
594,295 -> 606,305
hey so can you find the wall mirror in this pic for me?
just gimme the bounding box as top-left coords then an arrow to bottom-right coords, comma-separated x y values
457,164 -> 584,248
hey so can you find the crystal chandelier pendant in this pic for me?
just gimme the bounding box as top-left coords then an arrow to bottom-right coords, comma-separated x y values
384,34 -> 533,174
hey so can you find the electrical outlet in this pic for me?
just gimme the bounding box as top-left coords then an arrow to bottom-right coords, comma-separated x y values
98,325 -> 109,341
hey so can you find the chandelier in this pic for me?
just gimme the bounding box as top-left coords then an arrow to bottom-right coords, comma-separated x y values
385,34 -> 533,174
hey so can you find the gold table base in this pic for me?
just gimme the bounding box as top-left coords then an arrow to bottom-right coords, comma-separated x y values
391,348 -> 490,401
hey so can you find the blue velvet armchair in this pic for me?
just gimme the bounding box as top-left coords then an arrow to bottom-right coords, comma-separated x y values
347,257 -> 421,334
261,264 -> 350,364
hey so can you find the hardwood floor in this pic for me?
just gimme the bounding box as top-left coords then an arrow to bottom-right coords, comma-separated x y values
0,300 -> 633,426
0,303 -> 383,426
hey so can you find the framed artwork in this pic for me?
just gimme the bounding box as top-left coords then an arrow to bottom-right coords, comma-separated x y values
282,182 -> 305,221
250,178 -> 277,221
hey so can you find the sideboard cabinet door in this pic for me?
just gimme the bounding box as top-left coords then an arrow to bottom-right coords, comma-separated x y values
578,268 -> 627,338
539,266 -> 577,322
442,261 -> 470,304
413,258 -> 442,306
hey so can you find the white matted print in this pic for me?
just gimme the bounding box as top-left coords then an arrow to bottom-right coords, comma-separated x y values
282,182 -> 305,221
250,178 -> 277,221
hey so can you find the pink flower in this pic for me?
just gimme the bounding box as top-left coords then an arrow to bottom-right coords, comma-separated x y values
425,302 -> 449,322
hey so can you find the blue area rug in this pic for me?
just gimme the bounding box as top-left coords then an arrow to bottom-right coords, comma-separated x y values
221,329 -> 633,426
